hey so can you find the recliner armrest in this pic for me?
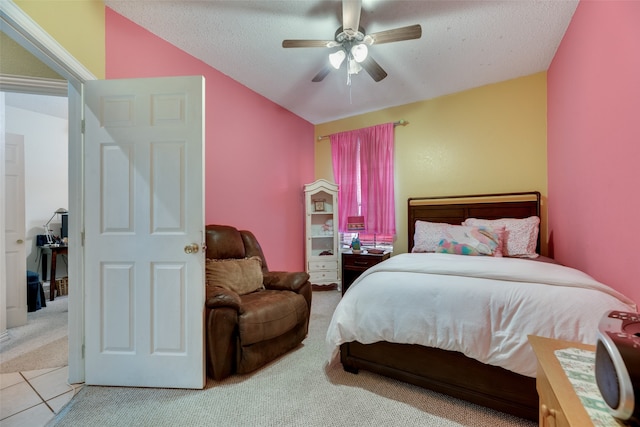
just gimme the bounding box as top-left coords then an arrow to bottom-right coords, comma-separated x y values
263,271 -> 310,292
205,286 -> 241,311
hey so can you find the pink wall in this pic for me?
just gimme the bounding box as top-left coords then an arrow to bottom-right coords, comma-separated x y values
105,8 -> 315,271
548,1 -> 640,304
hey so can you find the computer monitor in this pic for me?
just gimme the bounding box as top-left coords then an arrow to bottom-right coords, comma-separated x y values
61,213 -> 68,239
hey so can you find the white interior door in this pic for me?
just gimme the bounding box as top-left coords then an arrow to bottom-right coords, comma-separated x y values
84,76 -> 205,388
5,133 -> 27,328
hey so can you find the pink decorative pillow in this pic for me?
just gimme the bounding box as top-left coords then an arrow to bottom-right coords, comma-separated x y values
435,225 -> 505,256
412,221 -> 453,253
462,216 -> 540,258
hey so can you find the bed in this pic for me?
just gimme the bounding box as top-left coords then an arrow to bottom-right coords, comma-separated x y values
326,192 -> 636,420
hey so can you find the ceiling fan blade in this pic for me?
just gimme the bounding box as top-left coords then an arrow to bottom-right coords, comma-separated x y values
282,40 -> 338,48
365,24 -> 422,45
359,56 -> 387,82
342,0 -> 362,37
312,65 -> 332,82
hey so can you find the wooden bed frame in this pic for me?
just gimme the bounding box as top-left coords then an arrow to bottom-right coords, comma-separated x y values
339,192 -> 541,421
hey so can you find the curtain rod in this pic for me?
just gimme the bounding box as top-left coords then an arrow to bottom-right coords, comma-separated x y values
316,120 -> 409,141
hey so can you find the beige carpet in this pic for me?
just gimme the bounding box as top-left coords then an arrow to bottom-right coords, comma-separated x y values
50,291 -> 535,427
0,296 -> 68,374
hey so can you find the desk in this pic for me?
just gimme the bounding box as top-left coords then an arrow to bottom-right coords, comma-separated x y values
39,244 -> 68,301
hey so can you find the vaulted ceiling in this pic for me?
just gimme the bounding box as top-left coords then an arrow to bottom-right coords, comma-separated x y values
9,0 -> 575,126
105,1 -> 578,124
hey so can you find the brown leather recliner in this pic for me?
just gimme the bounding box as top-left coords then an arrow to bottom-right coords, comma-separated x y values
204,224 -> 312,380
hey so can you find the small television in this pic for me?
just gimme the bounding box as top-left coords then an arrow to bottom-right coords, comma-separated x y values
61,213 -> 68,239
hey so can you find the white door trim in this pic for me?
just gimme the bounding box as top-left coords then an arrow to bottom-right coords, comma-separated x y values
1,0 -> 97,383
4,134 -> 27,328
0,74 -> 68,96
0,93 -> 7,343
0,1 -> 95,84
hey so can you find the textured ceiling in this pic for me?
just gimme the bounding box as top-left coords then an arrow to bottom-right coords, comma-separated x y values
106,1 -> 577,124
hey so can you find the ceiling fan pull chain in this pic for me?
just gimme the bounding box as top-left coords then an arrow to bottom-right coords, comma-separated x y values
349,80 -> 353,104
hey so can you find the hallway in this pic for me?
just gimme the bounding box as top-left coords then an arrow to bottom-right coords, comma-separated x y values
0,365 -> 82,426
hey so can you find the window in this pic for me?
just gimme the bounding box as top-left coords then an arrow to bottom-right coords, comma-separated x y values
330,123 -> 396,251
339,232 -> 394,252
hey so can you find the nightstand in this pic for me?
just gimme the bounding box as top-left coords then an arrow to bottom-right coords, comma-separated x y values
341,251 -> 390,295
528,335 -> 596,427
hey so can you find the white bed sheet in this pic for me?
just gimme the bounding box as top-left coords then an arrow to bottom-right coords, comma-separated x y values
326,253 -> 636,377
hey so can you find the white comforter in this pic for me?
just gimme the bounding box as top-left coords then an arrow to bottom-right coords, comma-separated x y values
326,253 -> 636,377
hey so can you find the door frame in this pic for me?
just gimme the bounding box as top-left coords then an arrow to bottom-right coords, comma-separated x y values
1,1 -> 96,383
4,133 -> 27,329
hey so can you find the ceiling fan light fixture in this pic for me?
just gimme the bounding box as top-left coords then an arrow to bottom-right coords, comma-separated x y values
348,58 -> 362,75
351,44 -> 368,63
283,0 -> 421,84
329,50 -> 346,69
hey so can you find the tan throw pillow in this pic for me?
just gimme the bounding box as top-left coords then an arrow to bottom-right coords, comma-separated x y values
206,256 -> 264,295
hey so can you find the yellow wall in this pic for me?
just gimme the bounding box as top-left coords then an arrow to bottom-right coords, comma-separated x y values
0,32 -> 63,78
315,72 -> 548,254
15,0 -> 105,79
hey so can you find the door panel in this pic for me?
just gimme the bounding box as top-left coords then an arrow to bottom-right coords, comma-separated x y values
5,134 -> 27,328
84,76 -> 205,388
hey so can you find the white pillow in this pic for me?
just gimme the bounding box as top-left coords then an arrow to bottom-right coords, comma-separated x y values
462,216 -> 540,258
412,220 -> 452,253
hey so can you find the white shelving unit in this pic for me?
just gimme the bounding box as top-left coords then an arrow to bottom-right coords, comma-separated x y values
304,179 -> 340,289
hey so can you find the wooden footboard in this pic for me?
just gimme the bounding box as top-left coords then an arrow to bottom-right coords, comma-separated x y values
340,342 -> 538,421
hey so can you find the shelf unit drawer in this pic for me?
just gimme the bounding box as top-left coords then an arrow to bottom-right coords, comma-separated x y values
309,270 -> 339,283
308,260 -> 338,271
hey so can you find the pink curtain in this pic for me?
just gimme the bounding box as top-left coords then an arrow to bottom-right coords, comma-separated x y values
360,123 -> 396,236
330,123 -> 396,236
330,130 -> 360,233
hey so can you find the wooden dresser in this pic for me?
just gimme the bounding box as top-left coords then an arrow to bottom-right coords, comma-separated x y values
341,251 -> 390,295
528,335 -> 596,427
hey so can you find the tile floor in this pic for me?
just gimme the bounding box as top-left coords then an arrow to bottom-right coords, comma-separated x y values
0,366 -> 82,426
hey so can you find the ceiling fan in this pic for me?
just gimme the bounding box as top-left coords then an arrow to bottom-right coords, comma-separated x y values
282,0 -> 422,83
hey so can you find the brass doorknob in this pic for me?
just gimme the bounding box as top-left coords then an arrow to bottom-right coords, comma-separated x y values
16,239 -> 24,244
184,243 -> 199,254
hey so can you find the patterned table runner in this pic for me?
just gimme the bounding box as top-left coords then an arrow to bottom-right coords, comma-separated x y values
554,347 -> 621,427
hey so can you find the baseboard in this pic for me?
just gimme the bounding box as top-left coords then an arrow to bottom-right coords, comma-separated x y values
312,284 -> 338,291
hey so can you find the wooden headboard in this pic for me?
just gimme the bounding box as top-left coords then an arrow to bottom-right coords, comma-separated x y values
407,191 -> 541,253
